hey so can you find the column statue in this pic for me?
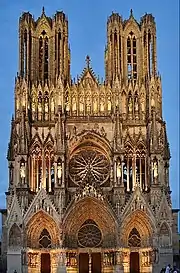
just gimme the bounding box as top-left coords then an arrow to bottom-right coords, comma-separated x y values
20,162 -> 26,182
153,161 -> 158,178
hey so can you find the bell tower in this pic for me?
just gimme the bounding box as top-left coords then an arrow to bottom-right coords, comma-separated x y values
7,8 -> 71,214
19,7 -> 70,83
105,10 -> 158,84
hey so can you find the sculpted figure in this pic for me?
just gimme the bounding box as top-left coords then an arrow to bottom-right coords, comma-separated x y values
117,161 -> 121,178
128,97 -> 133,113
57,162 -> 62,179
153,161 -> 158,178
20,162 -> 26,179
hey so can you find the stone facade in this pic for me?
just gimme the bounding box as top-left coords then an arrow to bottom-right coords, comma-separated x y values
0,8 -> 179,273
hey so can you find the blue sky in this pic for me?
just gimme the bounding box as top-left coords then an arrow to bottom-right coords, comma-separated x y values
0,0 -> 179,221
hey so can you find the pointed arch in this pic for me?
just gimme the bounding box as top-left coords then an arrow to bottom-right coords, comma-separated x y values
121,209 -> 154,247
159,222 -> 171,247
29,139 -> 42,191
63,197 -> 118,248
44,136 -> 54,192
26,210 -> 60,248
9,223 -> 22,247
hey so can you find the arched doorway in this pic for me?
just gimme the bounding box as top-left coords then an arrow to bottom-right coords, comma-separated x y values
128,228 -> 141,273
78,220 -> 102,273
39,229 -> 51,273
130,252 -> 140,273
79,253 -> 101,273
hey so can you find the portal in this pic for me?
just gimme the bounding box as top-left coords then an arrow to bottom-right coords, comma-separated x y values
79,253 -> 89,273
92,253 -> 101,273
130,252 -> 140,273
79,252 -> 101,273
41,253 -> 51,273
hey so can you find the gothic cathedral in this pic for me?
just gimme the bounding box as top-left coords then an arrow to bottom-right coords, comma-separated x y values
0,8 -> 179,273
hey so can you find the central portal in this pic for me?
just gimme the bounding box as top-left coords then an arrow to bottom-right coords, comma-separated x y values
79,253 -> 101,273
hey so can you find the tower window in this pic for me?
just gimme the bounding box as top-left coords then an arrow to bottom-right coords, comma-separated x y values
23,29 -> 27,76
148,31 -> 153,75
127,34 -> 137,80
39,31 -> 49,81
58,30 -> 61,75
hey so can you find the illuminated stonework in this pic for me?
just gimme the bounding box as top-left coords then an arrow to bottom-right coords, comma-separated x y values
0,7 -> 179,273
69,149 -> 110,185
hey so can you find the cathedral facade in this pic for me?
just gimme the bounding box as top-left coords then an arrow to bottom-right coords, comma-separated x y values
0,8 -> 179,273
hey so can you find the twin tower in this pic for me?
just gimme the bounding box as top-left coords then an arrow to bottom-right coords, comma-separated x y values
19,8 -> 156,85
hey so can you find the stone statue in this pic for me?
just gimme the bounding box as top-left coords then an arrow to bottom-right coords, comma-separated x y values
57,162 -> 62,179
45,97 -> 49,113
151,96 -> 155,107
153,161 -> 158,178
134,97 -> 138,112
128,97 -> 133,113
93,99 -> 98,113
20,162 -> 26,179
117,161 -> 121,178
51,97 -> 54,111
72,98 -> 77,112
108,98 -> 111,111
38,102 -> 42,120
100,100 -> 104,112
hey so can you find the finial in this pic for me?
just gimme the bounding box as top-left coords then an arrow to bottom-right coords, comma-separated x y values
42,6 -> 45,16
86,55 -> 90,68
130,9 -> 133,17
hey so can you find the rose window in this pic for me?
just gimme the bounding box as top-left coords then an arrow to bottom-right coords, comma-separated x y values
69,149 -> 110,185
78,220 -> 102,248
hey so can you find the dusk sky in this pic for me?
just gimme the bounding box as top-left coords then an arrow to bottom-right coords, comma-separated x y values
0,0 -> 179,223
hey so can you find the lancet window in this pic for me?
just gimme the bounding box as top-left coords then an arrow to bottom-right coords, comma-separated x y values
39,30 -> 49,81
148,30 -> 153,75
58,30 -> 61,75
38,91 -> 43,121
136,144 -> 146,190
44,91 -> 49,120
127,32 -> 137,80
30,144 -> 54,192
45,146 -> 55,193
23,29 -> 27,76
123,143 -> 147,191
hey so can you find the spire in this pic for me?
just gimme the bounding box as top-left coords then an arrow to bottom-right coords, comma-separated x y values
86,55 -> 90,69
130,8 -> 133,18
164,123 -> 171,160
42,6 -> 45,16
7,116 -> 15,161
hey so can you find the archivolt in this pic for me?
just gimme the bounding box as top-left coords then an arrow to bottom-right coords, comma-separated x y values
121,209 -> 154,246
63,197 -> 118,237
68,131 -> 112,161
26,210 -> 60,248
